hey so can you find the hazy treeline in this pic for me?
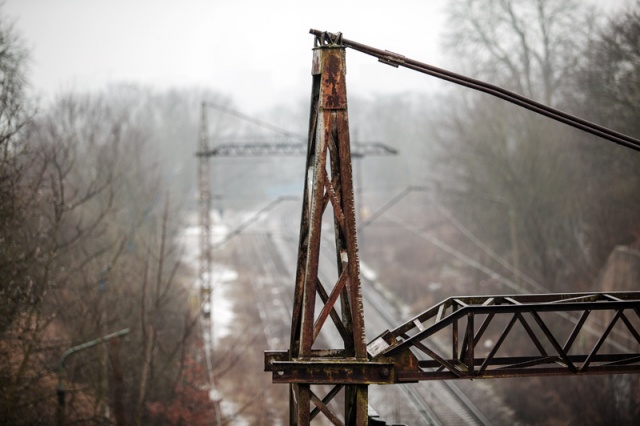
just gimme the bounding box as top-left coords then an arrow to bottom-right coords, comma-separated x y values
431,0 -> 640,294
360,1 -> 640,424
0,6 -> 283,421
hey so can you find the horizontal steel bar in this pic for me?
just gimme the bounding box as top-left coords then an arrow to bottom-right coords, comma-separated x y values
398,364 -> 640,382
417,353 -> 640,369
264,350 -> 289,372
197,142 -> 397,157
271,360 -> 396,385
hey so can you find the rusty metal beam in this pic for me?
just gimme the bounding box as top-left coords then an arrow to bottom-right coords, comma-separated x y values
268,360 -> 395,385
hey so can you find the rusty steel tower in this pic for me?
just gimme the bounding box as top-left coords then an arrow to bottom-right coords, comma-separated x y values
265,30 -> 640,425
286,37 -> 369,424
266,32 -> 392,426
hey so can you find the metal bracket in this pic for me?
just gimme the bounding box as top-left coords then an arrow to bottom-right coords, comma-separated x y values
313,30 -> 343,47
269,360 -> 395,385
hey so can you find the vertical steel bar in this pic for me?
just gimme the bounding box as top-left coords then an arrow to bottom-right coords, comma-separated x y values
346,385 -> 368,425
198,102 -> 212,307
452,303 -> 459,361
289,64 -> 321,359
299,109 -> 329,356
467,313 -> 475,374
296,385 -> 311,425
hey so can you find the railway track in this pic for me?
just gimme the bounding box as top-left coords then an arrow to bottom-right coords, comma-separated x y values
241,207 -> 502,424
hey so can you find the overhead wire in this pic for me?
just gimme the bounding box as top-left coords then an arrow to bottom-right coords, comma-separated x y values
203,102 -> 304,139
212,196 -> 299,249
309,29 -> 640,153
431,199 -> 548,293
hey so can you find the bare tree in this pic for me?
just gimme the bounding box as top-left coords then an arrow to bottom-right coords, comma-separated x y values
429,1 -> 640,424
0,90 -> 129,423
0,18 -> 232,419
444,0 -> 594,105
0,6 -> 32,336
0,11 -> 29,149
0,85 -> 212,424
431,0 -> 608,291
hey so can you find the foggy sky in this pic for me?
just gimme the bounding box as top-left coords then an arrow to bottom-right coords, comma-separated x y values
5,0 -> 631,114
4,0 -> 450,113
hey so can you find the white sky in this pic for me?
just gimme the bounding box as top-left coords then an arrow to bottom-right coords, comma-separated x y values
4,0 -> 450,113
5,0 -> 631,114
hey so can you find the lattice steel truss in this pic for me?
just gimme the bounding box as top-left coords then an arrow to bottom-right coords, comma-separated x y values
368,292 -> 640,382
198,103 -> 213,309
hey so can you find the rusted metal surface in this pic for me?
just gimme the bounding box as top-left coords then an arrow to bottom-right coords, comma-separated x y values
275,33 -> 369,425
269,360 -> 395,385
368,292 -> 640,382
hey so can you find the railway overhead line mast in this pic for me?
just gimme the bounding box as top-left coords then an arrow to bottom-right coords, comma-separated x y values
196,102 -> 395,312
194,90 -> 397,423
264,30 -> 640,425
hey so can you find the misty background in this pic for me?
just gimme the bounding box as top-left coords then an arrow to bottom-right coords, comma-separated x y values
1,0 -> 639,424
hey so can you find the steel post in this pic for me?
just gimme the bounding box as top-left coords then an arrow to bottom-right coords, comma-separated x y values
284,33 -> 367,425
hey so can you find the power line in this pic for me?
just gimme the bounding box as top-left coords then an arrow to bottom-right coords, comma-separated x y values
203,102 -> 302,139
310,29 -> 640,152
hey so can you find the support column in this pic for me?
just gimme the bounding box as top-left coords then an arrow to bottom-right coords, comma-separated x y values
287,32 -> 368,425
